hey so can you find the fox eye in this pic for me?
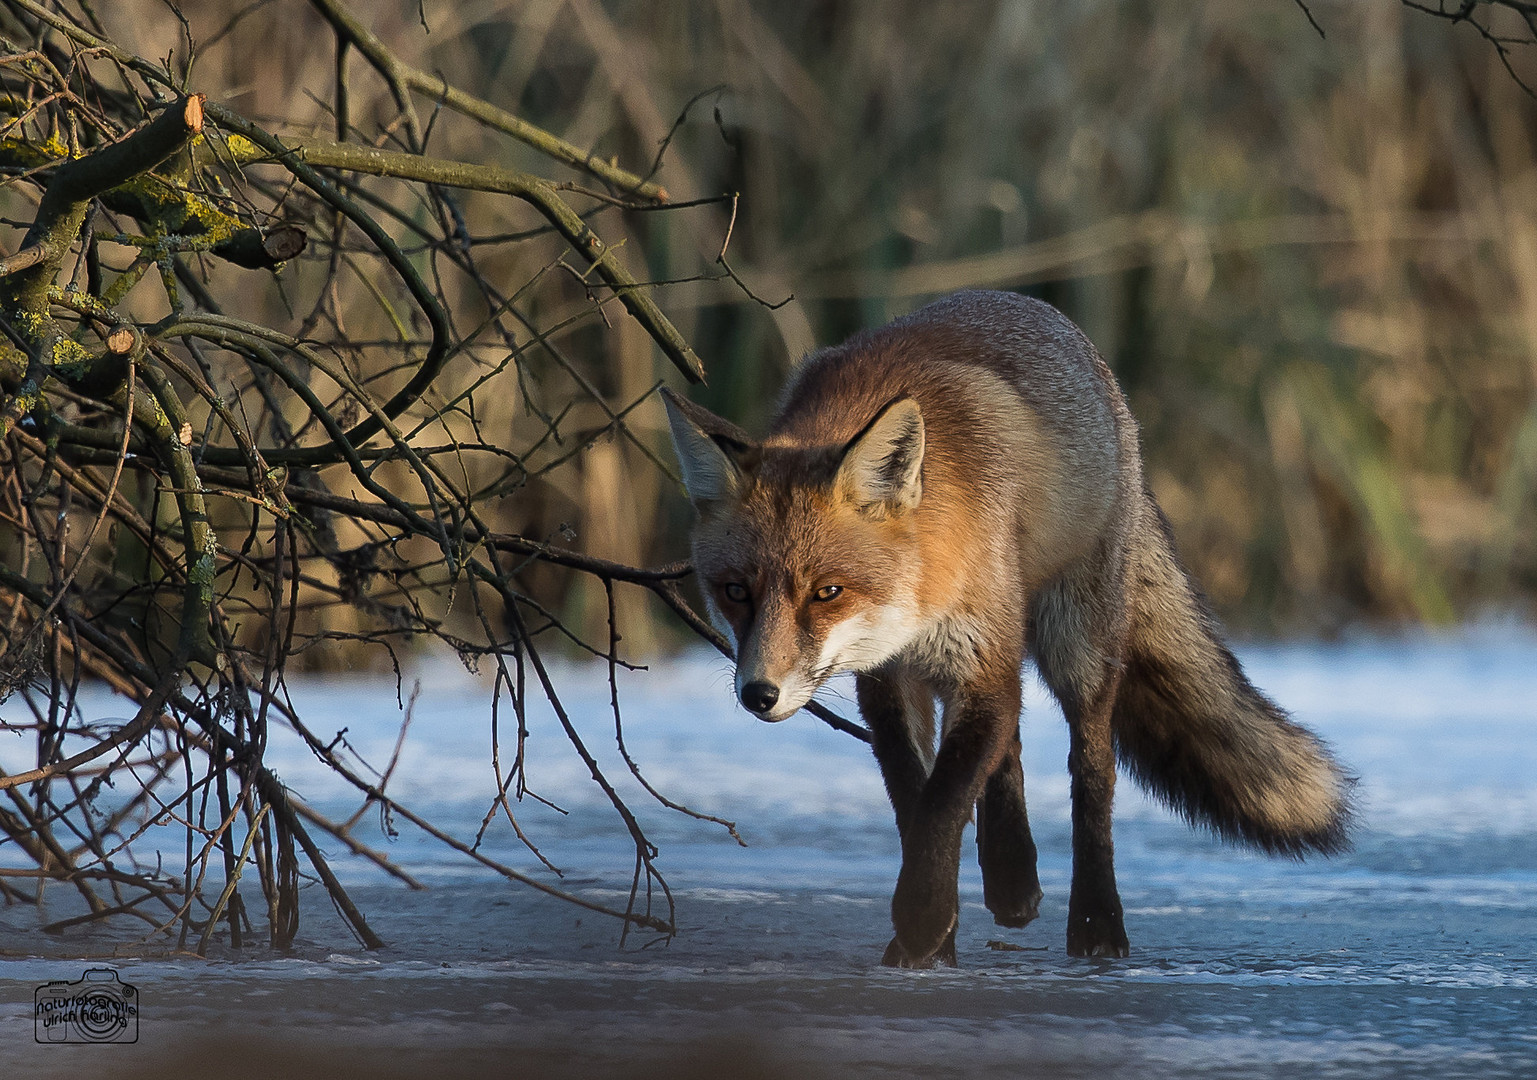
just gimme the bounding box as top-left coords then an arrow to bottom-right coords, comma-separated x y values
813,585 -> 843,602
722,583 -> 750,603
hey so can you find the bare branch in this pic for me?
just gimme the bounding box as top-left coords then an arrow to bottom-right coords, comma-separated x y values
0,0 -> 837,956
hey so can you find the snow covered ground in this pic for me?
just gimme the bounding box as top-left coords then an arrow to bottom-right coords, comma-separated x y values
1,628 -> 1534,1077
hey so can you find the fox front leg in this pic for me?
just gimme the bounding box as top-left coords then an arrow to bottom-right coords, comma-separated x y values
856,671 -> 957,969
977,724 -> 1043,928
884,666 -> 1020,967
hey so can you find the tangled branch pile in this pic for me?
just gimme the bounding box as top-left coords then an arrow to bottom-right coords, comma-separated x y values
0,0 -> 827,953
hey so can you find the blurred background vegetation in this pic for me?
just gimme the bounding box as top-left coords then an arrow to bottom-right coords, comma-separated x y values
23,0 -> 1537,646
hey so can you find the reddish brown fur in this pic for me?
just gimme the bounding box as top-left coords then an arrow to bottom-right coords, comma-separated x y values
665,290 -> 1354,967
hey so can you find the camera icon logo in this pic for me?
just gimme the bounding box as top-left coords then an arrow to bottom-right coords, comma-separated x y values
34,968 -> 139,1043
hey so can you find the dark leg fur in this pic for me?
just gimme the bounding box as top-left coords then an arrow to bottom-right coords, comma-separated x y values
884,666 -> 1019,967
856,671 -> 930,841
1031,565 -> 1133,959
1060,676 -> 1130,958
858,671 -> 960,968
976,728 -> 1042,928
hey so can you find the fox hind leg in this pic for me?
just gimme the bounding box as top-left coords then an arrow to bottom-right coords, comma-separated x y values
977,724 -> 1043,928
1031,567 -> 1132,959
1060,680 -> 1130,958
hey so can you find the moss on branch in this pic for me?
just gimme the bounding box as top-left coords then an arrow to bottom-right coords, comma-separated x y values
0,96 -> 208,438
0,137 -> 307,273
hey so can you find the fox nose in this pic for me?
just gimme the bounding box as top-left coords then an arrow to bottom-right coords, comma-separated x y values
740,681 -> 780,714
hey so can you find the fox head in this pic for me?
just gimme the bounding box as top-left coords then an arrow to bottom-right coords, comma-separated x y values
662,388 -> 928,721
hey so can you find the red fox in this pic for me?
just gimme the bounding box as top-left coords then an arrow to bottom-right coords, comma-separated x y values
662,290 -> 1353,967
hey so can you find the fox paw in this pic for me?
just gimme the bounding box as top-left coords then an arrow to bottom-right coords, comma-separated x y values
881,928 -> 958,969
987,880 -> 1043,929
1065,907 -> 1129,958
891,871 -> 959,964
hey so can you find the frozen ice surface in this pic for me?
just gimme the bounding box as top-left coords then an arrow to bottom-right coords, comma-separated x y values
1,628 -> 1534,1077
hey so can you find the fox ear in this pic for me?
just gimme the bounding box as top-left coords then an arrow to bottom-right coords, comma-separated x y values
836,397 -> 924,515
661,388 -> 752,510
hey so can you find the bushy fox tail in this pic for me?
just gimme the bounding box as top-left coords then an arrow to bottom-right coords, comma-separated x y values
1112,492 -> 1354,855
